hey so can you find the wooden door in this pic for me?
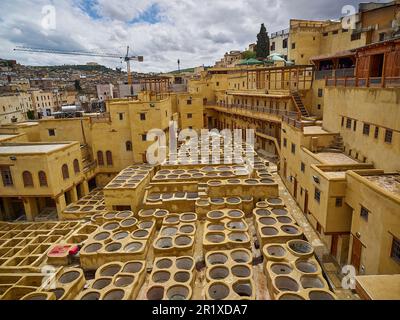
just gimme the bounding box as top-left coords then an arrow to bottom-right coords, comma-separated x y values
351,236 -> 363,273
331,234 -> 339,257
283,160 -> 287,179
304,190 -> 309,215
293,177 -> 298,199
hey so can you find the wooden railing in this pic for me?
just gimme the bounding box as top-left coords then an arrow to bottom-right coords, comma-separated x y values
326,76 -> 400,88
315,68 -> 354,80
210,102 -> 299,119
281,115 -> 317,130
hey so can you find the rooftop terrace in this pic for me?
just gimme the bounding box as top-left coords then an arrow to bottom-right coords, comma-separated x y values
364,174 -> 400,197
0,143 -> 71,155
315,152 -> 359,165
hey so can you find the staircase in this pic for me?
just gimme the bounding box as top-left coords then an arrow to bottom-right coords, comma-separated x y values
80,144 -> 96,172
291,90 -> 310,118
321,135 -> 345,153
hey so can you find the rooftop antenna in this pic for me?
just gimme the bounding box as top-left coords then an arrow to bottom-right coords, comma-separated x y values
177,59 -> 180,73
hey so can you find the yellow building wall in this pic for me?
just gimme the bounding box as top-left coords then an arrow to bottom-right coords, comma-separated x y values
346,171 -> 400,275
323,87 -> 400,171
0,142 -> 84,198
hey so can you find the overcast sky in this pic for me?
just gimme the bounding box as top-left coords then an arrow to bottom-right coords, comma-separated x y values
0,0 -> 392,73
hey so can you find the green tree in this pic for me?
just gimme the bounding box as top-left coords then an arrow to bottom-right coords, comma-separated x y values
74,80 -> 82,92
256,23 -> 270,60
242,50 -> 257,60
26,110 -> 35,120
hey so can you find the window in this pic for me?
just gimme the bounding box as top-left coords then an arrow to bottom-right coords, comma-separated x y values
1,167 -> 13,187
283,138 -> 287,148
323,32 -> 328,37
346,119 -> 352,129
332,30 -> 338,35
360,206 -> 369,221
187,113 -> 193,119
351,33 -> 361,41
187,99 -> 192,105
374,127 -> 379,139
353,121 -> 357,131
106,151 -> 113,166
301,162 -> 305,173
379,33 -> 385,42
291,143 -> 296,154
38,171 -> 48,187
318,89 -> 323,97
119,113 -> 124,120
385,129 -> 393,144
317,104 -> 321,110
142,134 -> 147,141
140,113 -> 146,121
391,236 -> 400,264
62,164 -> 69,180
22,171 -> 34,187
363,124 -> 370,136
335,198 -> 343,207
342,28 -> 349,33
126,141 -> 132,151
97,151 -> 104,166
341,117 -> 344,127
216,82 -> 220,87
283,38 -> 288,49
73,159 -> 80,174
271,42 -> 276,51
291,43 -> 296,49
314,188 -> 321,203
48,129 -> 55,136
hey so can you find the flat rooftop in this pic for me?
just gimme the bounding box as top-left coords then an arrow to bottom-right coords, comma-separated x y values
323,171 -> 347,179
364,174 -> 400,197
356,275 -> 400,300
316,152 -> 359,165
0,134 -> 18,142
14,122 -> 38,127
303,126 -> 330,135
0,143 -> 70,154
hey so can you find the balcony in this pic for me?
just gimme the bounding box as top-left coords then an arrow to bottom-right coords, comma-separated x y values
325,76 -> 400,88
315,68 -> 354,80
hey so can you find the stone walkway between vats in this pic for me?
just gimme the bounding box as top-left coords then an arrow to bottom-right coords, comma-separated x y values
265,161 -> 359,300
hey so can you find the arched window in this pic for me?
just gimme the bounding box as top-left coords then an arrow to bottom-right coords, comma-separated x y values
97,151 -> 104,166
73,159 -> 80,174
106,151 -> 113,166
62,164 -> 69,180
126,141 -> 132,151
38,171 -> 48,187
22,171 -> 33,187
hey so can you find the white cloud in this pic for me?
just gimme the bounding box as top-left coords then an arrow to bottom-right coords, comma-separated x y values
0,0 -> 378,73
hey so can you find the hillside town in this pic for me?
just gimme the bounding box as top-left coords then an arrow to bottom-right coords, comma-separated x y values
0,0 -> 399,302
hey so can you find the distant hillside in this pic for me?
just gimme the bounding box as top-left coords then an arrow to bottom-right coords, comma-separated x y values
169,67 -> 195,74
30,64 -> 121,73
168,66 -> 212,74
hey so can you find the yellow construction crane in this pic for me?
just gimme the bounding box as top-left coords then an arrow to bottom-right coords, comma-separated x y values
14,45 -> 143,85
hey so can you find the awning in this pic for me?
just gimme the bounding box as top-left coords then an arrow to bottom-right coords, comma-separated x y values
310,50 -> 355,62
